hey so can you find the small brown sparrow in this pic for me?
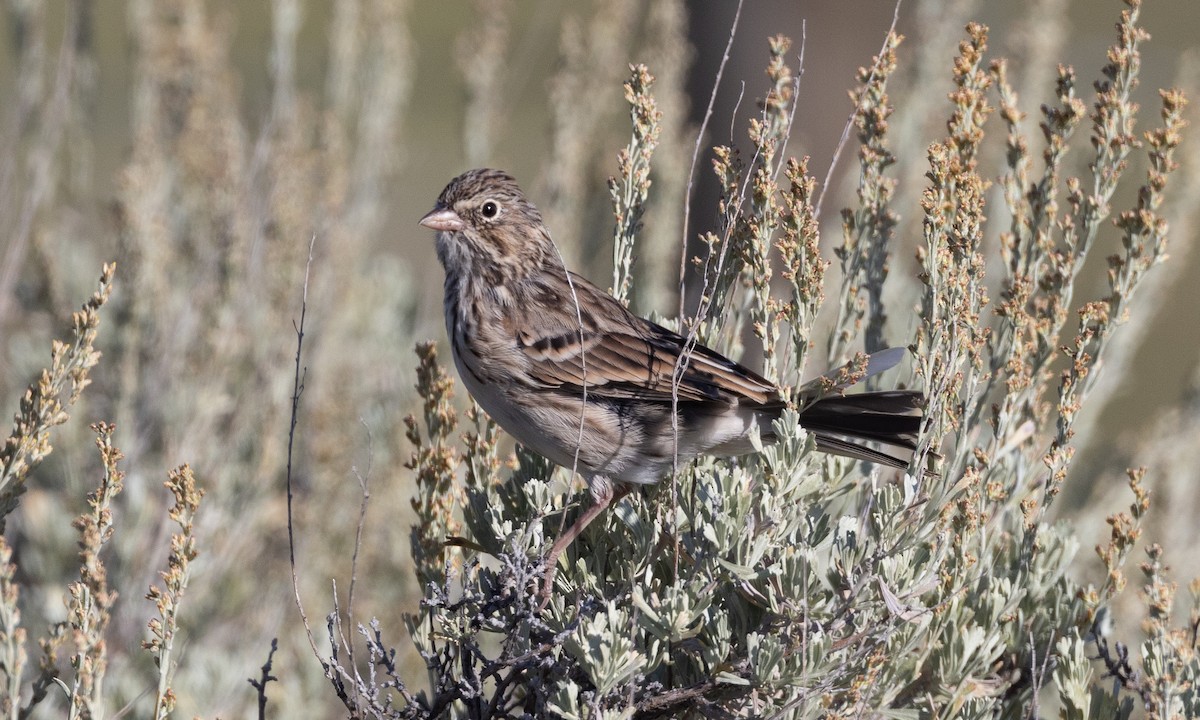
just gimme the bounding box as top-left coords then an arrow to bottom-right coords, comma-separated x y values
420,168 -> 922,597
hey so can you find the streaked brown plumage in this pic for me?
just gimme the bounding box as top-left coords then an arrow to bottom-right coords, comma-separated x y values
420,168 -> 923,598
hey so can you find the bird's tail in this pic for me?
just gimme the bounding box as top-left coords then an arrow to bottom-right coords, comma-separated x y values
797,389 -> 924,468
789,347 -> 925,469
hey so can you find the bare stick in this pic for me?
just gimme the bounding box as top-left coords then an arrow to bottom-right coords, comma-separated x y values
774,19 -> 807,182
728,81 -> 746,143
286,234 -> 322,661
678,0 -> 745,320
345,419 -> 374,690
547,241 -> 588,601
814,0 -> 903,220
247,638 -> 279,720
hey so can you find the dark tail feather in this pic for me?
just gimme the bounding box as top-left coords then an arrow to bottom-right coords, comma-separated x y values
811,434 -> 912,468
799,390 -> 925,469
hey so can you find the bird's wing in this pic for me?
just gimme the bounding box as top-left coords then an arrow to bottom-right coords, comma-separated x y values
514,273 -> 779,406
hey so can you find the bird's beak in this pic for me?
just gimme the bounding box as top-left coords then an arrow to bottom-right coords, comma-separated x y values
419,206 -> 464,232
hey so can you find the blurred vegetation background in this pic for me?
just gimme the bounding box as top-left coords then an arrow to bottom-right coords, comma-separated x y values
0,0 -> 1198,716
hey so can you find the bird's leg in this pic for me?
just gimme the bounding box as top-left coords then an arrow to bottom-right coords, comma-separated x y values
538,477 -> 631,605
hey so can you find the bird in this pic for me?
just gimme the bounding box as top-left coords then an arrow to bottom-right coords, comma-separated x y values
419,168 -> 923,599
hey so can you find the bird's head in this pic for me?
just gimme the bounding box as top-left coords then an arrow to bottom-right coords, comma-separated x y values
420,169 -> 556,282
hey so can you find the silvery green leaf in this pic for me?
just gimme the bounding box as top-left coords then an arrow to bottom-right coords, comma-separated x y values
716,671 -> 750,685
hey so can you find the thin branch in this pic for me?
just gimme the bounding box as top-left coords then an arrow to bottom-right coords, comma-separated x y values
346,418 -> 374,708
773,18 -> 806,182
247,638 -> 279,720
286,234 -> 323,662
1090,625 -> 1150,707
814,0 -> 903,220
678,0 -> 744,320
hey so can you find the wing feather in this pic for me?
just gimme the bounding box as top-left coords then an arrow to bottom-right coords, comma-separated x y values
515,273 -> 778,407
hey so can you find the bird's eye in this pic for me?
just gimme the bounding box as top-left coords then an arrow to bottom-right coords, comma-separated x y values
481,201 -> 499,219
